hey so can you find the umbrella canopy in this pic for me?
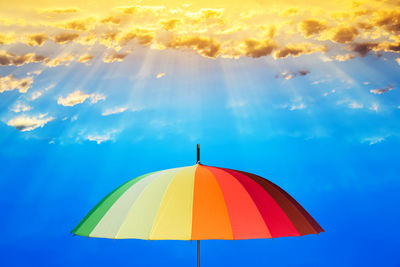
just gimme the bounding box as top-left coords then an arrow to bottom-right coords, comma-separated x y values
72,163 -> 323,240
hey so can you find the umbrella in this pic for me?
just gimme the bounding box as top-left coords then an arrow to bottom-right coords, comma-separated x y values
72,144 -> 324,266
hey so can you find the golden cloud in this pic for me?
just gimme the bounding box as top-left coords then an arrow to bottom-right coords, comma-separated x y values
280,8 -> 299,17
350,42 -> 379,56
118,29 -> 155,47
243,39 -> 277,58
273,43 -> 326,59
380,41 -> 400,53
76,33 -> 97,46
103,51 -> 129,63
373,10 -> 400,33
161,19 -> 182,31
99,31 -> 119,49
116,6 -> 138,15
44,54 -> 75,67
100,15 -> 121,24
299,19 -> 328,37
164,35 -> 221,58
0,74 -> 34,93
1,1 -> 400,61
156,72 -> 165,78
53,32 -> 80,44
0,33 -> 16,45
60,17 -> 95,31
39,8 -> 81,14
198,8 -> 224,20
329,26 -> 359,43
0,51 -> 47,66
25,33 -> 48,46
78,54 -> 94,63
330,53 -> 356,61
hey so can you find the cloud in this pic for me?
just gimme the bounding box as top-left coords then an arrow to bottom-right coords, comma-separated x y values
30,91 -> 42,100
0,51 -> 48,66
381,42 -> 400,53
100,15 -> 121,24
275,70 -> 309,80
103,51 -> 129,63
44,54 -> 75,67
118,29 -> 154,47
39,8 -> 80,14
243,39 -> 276,58
58,90 -> 106,106
161,19 -> 182,30
281,8 -> 299,17
0,33 -> 16,45
116,6 -> 137,14
58,90 -> 89,106
370,86 -> 393,95
273,43 -> 326,59
99,31 -> 119,49
25,33 -> 47,46
323,89 -> 336,96
156,72 -> 165,79
60,18 -> 95,31
373,10 -> 400,34
78,54 -> 94,63
27,69 -> 43,76
3,1 -> 400,61
165,36 -> 221,58
350,42 -> 379,57
0,74 -> 34,93
362,136 -> 385,145
86,129 -> 118,144
53,32 -> 80,44
89,93 -> 106,104
44,83 -> 56,91
329,26 -> 358,43
369,103 -> 379,112
7,113 -> 54,131
289,103 -> 306,111
10,102 -> 31,112
77,33 -> 97,46
330,53 -> 356,61
98,28 -> 155,50
396,58 -> 400,65
196,8 -> 224,20
101,106 -> 128,116
349,101 -> 363,109
299,19 -> 328,37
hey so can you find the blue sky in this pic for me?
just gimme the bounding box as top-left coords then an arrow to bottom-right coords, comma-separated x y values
1,1 -> 400,265
1,49 -> 400,266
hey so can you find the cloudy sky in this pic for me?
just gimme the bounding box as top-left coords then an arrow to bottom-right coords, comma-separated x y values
1,0 -> 400,266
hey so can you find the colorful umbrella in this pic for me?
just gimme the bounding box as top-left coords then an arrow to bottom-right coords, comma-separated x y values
72,145 -> 323,266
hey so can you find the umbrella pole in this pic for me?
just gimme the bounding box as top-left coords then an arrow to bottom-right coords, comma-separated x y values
197,144 -> 200,164
196,145 -> 200,267
197,240 -> 200,267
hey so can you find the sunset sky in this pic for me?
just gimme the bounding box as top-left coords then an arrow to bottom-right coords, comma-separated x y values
1,0 -> 400,266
